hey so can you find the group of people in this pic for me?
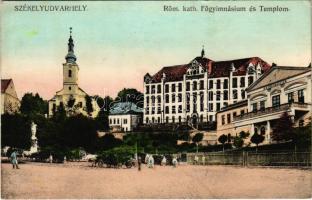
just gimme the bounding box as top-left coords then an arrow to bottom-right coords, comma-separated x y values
137,154 -> 178,171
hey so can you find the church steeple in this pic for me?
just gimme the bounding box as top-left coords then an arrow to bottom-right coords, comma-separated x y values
65,27 -> 77,64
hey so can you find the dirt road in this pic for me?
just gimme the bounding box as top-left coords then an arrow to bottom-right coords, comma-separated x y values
1,162 -> 311,198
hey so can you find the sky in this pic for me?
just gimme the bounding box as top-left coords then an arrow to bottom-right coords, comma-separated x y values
1,1 -> 311,100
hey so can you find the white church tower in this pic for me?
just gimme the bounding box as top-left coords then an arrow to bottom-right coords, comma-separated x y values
48,28 -> 100,118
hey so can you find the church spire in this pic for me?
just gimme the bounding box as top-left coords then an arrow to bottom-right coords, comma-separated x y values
65,27 -> 77,63
201,45 -> 205,58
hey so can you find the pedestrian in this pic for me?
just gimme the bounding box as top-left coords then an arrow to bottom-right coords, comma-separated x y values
138,157 -> 142,171
194,155 -> 199,165
49,154 -> 53,164
148,155 -> 154,168
64,156 -> 67,164
161,156 -> 166,166
10,149 -> 19,169
172,157 -> 177,168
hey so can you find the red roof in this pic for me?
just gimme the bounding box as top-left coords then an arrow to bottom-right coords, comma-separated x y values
1,79 -> 12,93
148,56 -> 270,83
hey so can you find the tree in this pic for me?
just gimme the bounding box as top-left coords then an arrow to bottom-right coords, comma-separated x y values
218,134 -> 227,152
239,131 -> 250,139
116,88 -> 143,108
152,140 -> 160,154
95,96 -> 113,130
85,95 -> 93,116
20,93 -> 48,118
192,133 -> 204,153
233,136 -> 244,148
250,133 -> 265,152
272,112 -> 294,142
1,113 -> 32,149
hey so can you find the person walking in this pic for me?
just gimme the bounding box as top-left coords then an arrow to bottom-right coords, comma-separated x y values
172,157 -> 177,168
138,157 -> 142,171
10,149 -> 19,169
49,154 -> 53,164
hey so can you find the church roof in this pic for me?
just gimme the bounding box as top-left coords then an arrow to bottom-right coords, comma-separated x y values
109,102 -> 143,115
147,56 -> 270,83
1,79 -> 12,93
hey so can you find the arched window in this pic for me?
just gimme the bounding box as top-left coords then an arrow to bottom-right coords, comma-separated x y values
68,70 -> 72,78
260,127 -> 266,135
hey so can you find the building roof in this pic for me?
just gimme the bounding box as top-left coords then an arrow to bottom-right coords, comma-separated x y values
1,79 -> 12,93
147,56 -> 270,83
246,66 -> 311,92
109,102 -> 143,115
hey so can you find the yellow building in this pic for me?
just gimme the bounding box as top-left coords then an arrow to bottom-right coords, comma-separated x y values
216,100 -> 250,143
1,79 -> 20,114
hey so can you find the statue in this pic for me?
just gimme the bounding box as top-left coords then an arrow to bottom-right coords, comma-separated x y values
30,121 -> 38,154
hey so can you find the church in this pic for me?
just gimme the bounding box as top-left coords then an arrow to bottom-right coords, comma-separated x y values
48,28 -> 100,118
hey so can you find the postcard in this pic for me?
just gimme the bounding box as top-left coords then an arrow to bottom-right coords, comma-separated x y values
1,0 -> 311,199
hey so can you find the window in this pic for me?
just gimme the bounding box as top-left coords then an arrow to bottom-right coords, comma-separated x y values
232,78 -> 237,88
240,110 -> 245,116
109,119 -> 112,124
216,103 -> 220,111
151,96 -> 155,104
178,93 -> 182,102
200,115 -> 203,122
186,93 -> 190,104
209,115 -> 213,122
157,85 -> 161,93
224,90 -> 228,100
145,108 -> 149,114
178,83 -> 182,92
193,103 -> 197,113
117,119 -> 119,124
178,116 -> 182,123
172,84 -> 176,92
222,115 -> 225,125
260,101 -> 265,111
146,97 -> 149,105
193,81 -> 197,90
223,102 -> 228,108
248,76 -> 254,86
272,95 -> 280,107
124,119 -> 127,124
166,117 -> 169,123
165,84 -> 169,93
152,117 -> 155,124
114,119 -> 116,124
165,94 -> 169,103
193,92 -> 197,103
151,107 -> 155,114
200,80 -> 204,90
216,80 -> 221,89
157,95 -> 161,103
178,105 -> 182,113
172,94 -> 175,103
186,82 -> 190,91
298,89 -> 304,103
68,70 -> 72,77
146,117 -> 149,123
158,117 -> 161,123
223,79 -> 228,89
233,112 -> 237,117
157,107 -> 161,114
209,103 -> 213,111
172,117 -> 175,123
240,77 -> 245,87
146,85 -> 150,94
69,86 -> 71,90
208,91 -> 213,101
252,103 -> 257,112
288,92 -> 294,103
209,80 -> 213,89
200,92 -> 204,103
200,104 -> 204,112
186,104 -> 190,112
241,90 -> 245,99
172,106 -> 176,114
151,85 -> 155,94
233,90 -> 238,99
216,91 -> 221,101
165,106 -> 169,114
227,113 -> 231,123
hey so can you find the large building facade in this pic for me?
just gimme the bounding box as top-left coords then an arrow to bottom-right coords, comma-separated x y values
48,29 -> 100,118
233,66 -> 312,144
143,49 -> 271,126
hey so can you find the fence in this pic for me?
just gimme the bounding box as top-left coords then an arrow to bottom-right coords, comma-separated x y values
187,151 -> 311,167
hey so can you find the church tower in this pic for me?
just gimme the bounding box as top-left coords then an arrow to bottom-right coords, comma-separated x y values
63,27 -> 79,94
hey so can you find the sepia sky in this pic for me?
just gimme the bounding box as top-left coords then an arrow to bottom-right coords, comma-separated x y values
1,1 -> 311,100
